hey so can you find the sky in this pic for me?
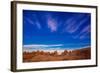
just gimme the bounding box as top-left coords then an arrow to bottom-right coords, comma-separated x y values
23,10 -> 91,50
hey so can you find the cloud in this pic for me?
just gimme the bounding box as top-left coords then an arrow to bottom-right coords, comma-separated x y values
26,17 -> 35,25
25,14 -> 42,30
32,14 -> 42,29
79,33 -> 89,39
23,44 -> 63,48
80,25 -> 90,33
64,17 -> 88,33
35,21 -> 41,29
23,43 -> 90,51
65,22 -> 76,33
79,25 -> 90,39
73,25 -> 91,39
47,15 -> 57,32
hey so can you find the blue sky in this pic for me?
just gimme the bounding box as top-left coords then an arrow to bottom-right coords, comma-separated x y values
23,10 -> 91,49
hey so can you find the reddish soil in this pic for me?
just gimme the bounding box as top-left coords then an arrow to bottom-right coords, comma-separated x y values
23,47 -> 91,62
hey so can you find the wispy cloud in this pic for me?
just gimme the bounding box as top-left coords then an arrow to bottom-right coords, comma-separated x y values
63,17 -> 76,33
79,33 -> 89,39
80,25 -> 90,33
64,17 -> 88,33
35,21 -> 41,29
25,14 -> 42,30
47,15 -> 57,32
26,17 -> 35,25
73,25 -> 90,39
79,25 -> 90,39
31,14 -> 42,29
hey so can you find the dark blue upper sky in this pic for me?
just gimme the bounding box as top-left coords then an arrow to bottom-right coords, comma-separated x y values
23,10 -> 91,49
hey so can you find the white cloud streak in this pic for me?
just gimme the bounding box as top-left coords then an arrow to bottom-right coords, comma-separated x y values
23,44 -> 63,48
